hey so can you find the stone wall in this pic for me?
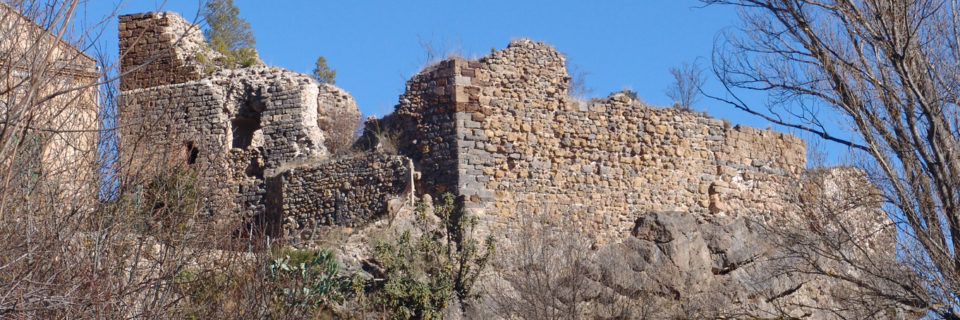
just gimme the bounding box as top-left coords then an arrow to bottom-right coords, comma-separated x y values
266,154 -> 414,241
118,12 -> 207,90
317,83 -> 363,153
371,39 -> 808,243
368,59 -> 467,196
118,80 -> 240,228
117,63 -> 372,233
118,10 -> 858,247
117,12 -> 407,237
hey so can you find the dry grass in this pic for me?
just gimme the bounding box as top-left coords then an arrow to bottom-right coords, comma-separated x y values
0,1 -> 317,318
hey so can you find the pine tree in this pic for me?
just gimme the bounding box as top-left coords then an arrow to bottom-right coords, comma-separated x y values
312,56 -> 336,84
202,0 -> 258,67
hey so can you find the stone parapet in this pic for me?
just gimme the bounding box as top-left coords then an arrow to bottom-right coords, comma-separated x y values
265,154 -> 414,242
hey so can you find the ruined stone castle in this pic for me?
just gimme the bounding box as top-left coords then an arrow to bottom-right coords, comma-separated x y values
117,12 -> 855,245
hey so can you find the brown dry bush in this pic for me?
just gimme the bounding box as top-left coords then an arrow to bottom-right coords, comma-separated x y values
0,1 -> 287,318
320,106 -> 362,156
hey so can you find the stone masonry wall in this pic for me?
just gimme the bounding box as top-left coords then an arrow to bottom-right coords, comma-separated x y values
118,12 -> 206,90
118,12 -> 408,237
317,83 -> 363,153
117,80 -> 240,228
120,10 -> 813,245
373,60 -> 467,196
266,154 -> 414,241
375,39 -> 807,243
118,65 -> 359,231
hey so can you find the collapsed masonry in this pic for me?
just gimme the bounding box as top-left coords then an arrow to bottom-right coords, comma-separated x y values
117,12 -> 410,237
117,12 -> 884,246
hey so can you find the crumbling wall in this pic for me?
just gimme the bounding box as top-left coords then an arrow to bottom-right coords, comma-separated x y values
370,59 -> 465,196
117,12 -> 408,237
266,154 -> 414,241
713,125 -> 806,219
317,84 -> 363,153
118,10 -> 837,246
374,39 -> 808,243
118,12 -> 207,90
118,65 -> 352,230
118,80 -> 240,227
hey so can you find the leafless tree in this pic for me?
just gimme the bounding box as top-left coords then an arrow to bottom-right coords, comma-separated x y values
481,216 -> 679,320
416,32 -> 463,70
703,0 -> 960,317
568,63 -> 594,100
664,60 -> 705,111
484,221 -> 594,319
0,1 -> 285,318
749,167 -> 926,318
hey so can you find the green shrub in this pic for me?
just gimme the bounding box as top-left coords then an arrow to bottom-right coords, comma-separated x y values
374,230 -> 451,319
234,47 -> 259,67
268,247 -> 346,316
371,193 -> 495,319
207,38 -> 259,69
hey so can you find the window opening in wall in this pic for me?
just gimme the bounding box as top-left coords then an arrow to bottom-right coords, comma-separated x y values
232,116 -> 261,149
232,92 -> 265,150
185,141 -> 199,165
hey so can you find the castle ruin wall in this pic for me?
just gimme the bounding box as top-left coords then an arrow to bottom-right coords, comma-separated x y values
118,12 -> 207,91
118,12 -> 406,237
266,154 -> 414,242
119,11 -> 847,246
377,39 -> 808,242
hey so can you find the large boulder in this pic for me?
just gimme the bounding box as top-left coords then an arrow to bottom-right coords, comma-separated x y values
581,210 -> 914,318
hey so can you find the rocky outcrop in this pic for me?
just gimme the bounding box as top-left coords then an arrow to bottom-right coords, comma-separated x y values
583,205 -> 910,319
472,165 -> 907,319
596,211 -> 824,317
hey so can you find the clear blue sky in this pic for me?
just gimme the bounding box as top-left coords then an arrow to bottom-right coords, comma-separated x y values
77,0 -> 857,164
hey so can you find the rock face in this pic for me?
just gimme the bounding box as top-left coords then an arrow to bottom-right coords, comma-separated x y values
470,165 -> 904,319
584,205 -> 908,319
595,211 -> 822,317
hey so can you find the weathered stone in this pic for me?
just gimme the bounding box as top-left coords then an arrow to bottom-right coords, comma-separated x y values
117,12 -> 407,238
